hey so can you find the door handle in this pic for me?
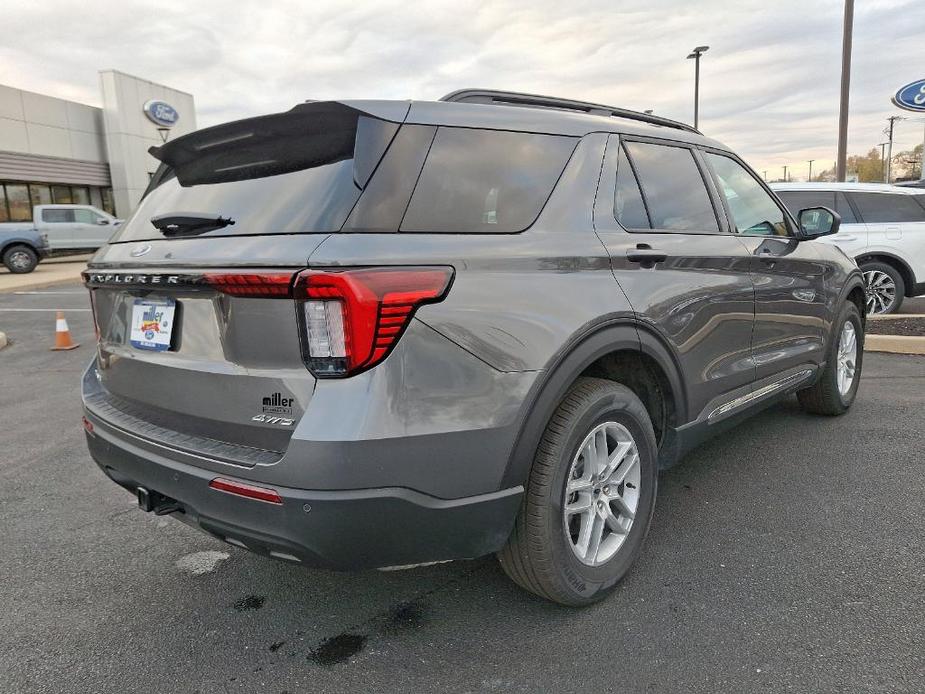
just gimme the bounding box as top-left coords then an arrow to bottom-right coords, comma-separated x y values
626,247 -> 667,265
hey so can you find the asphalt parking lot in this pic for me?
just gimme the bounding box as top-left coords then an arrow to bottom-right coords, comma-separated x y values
1,284 -> 923,694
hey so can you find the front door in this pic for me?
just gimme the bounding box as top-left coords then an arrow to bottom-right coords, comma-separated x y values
72,208 -> 114,248
594,135 -> 757,421
701,151 -> 827,382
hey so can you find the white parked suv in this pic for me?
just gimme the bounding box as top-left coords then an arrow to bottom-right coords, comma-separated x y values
772,182 -> 925,314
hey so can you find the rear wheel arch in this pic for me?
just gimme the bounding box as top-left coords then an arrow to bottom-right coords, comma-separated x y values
855,253 -> 915,297
500,320 -> 687,490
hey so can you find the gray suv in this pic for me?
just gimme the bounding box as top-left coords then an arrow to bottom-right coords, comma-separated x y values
82,90 -> 865,606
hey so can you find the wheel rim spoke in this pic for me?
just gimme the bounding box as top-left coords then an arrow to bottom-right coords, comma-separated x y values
563,421 -> 641,567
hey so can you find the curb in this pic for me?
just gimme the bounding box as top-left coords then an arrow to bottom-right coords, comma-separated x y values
865,334 -> 925,355
0,331 -> 6,350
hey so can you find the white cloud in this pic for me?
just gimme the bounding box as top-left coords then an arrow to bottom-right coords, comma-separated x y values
1,0 -> 923,178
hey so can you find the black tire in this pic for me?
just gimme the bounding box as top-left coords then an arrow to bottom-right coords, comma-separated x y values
859,261 -> 904,314
2,244 -> 39,274
797,301 -> 863,416
498,377 -> 658,606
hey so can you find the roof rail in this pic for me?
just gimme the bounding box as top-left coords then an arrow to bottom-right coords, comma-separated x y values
440,88 -> 700,135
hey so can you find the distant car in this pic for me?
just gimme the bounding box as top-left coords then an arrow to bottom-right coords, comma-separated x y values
0,225 -> 48,273
895,180 -> 925,189
772,182 -> 925,314
0,204 -> 121,253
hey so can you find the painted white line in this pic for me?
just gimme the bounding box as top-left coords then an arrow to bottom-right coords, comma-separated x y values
0,308 -> 92,312
13,291 -> 85,295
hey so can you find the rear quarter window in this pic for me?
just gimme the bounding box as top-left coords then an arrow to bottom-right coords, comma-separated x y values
850,192 -> 925,223
399,128 -> 576,233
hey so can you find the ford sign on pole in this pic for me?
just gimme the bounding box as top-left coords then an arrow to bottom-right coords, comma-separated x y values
143,100 -> 179,127
892,79 -> 925,112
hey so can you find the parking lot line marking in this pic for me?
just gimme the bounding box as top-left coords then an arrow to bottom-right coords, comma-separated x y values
0,308 -> 91,312
13,291 -> 85,295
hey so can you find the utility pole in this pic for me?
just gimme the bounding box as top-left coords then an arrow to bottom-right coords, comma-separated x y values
885,115 -> 904,183
783,165 -> 789,182
686,46 -> 709,130
836,0 -> 854,181
763,170 -> 768,181
808,159 -> 815,182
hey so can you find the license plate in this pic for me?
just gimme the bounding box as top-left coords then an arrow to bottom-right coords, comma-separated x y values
130,298 -> 176,351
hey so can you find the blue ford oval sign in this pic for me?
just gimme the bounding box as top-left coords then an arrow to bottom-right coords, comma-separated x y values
892,79 -> 925,112
143,100 -> 179,127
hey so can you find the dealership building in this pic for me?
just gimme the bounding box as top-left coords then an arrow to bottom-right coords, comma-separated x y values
0,70 -> 196,222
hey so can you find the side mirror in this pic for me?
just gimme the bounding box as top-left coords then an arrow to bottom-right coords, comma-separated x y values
97,219 -> 110,225
797,206 -> 840,240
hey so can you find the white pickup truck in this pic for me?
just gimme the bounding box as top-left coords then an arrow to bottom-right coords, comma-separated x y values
0,204 -> 122,252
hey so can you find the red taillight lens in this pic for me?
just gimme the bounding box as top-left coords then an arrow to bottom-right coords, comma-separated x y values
209,478 -> 283,504
294,267 -> 454,377
202,273 -> 295,297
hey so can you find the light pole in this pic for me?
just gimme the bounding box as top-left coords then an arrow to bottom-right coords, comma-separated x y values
686,45 -> 709,130
763,170 -> 768,181
878,142 -> 889,181
836,0 -> 854,181
885,115 -> 904,183
808,159 -> 815,182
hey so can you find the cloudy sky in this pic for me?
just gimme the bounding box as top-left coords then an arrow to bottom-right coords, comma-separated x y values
2,0 -> 923,179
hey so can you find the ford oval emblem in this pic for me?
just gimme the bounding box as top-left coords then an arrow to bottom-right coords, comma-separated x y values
130,243 -> 152,257
143,99 -> 179,127
892,79 -> 925,113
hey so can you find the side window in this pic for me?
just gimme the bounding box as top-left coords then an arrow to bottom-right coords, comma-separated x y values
776,191 -> 835,216
73,209 -> 96,224
613,145 -> 650,229
851,192 -> 925,223
834,192 -> 858,224
400,128 -> 576,233
623,142 -> 718,232
41,209 -> 75,223
705,153 -> 789,236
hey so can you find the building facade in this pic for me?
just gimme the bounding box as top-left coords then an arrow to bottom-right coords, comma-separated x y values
0,70 -> 196,222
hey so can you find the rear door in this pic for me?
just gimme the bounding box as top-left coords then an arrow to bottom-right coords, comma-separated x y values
850,191 -> 925,288
594,135 -> 757,422
38,207 -> 78,249
703,152 -> 827,381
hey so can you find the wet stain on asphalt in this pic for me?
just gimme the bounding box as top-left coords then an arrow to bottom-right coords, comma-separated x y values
387,599 -> 429,631
233,595 -> 265,611
309,633 -> 368,666
269,640 -> 285,652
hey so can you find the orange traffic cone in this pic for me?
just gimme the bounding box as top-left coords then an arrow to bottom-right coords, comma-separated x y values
51,310 -> 79,351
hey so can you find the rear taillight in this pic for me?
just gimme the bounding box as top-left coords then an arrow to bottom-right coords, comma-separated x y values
202,273 -> 294,297
293,267 -> 454,377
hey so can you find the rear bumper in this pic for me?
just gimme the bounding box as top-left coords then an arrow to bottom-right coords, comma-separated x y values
84,411 -> 523,570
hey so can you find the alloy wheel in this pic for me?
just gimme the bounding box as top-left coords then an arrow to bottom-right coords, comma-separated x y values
836,320 -> 858,397
563,421 -> 641,567
863,270 -> 896,314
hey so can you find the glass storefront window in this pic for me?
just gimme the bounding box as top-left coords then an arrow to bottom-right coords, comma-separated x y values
101,187 -> 115,215
30,184 -> 52,208
51,185 -> 73,204
6,184 -> 31,221
72,187 -> 91,205
0,186 -> 8,222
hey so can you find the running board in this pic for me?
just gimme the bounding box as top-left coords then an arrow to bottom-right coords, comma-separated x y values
707,369 -> 814,423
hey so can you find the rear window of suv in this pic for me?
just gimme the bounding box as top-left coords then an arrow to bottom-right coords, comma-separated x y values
111,103 -> 399,243
399,128 -> 576,233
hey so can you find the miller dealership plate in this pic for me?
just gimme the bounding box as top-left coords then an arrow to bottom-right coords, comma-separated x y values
129,298 -> 176,351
